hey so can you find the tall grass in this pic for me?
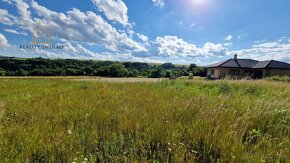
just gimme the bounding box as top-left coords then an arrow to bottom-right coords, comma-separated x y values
0,79 -> 289,162
266,76 -> 290,82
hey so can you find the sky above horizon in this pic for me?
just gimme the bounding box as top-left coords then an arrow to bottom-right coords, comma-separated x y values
0,0 -> 290,65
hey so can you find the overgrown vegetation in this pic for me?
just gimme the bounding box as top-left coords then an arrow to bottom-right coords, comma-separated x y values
266,76 -> 290,82
0,78 -> 289,162
0,57 -> 206,78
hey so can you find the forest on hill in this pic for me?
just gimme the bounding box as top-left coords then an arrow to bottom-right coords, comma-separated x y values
0,57 -> 206,78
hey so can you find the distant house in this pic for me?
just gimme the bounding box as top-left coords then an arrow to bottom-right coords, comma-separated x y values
206,55 -> 290,79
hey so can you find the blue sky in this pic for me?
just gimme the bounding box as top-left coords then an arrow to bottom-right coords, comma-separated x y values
0,0 -> 290,65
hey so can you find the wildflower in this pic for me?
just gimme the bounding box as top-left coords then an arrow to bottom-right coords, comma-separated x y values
68,129 -> 72,135
168,148 -> 172,153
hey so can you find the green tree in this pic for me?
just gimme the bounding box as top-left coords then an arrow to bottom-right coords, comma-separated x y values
165,70 -> 172,78
0,70 -> 6,76
188,63 -> 197,71
149,67 -> 163,78
162,63 -> 175,70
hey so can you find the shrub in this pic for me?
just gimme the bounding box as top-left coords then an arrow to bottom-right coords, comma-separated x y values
218,81 -> 231,94
244,85 -> 261,95
165,71 -> 172,78
188,73 -> 193,80
149,67 -> 163,78
0,70 -> 6,76
242,129 -> 263,145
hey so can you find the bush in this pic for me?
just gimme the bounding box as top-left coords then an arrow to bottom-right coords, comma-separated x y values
165,71 -> 172,78
188,73 -> 193,79
242,129 -> 263,145
0,70 -> 6,76
149,67 -> 163,78
244,85 -> 260,95
218,81 -> 231,94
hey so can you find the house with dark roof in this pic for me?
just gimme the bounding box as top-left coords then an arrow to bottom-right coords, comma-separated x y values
206,55 -> 290,79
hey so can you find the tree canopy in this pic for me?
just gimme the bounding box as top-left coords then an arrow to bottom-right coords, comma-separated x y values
0,57 -> 206,78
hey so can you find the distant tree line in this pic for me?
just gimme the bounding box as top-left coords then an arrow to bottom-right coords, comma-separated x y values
0,57 -> 206,78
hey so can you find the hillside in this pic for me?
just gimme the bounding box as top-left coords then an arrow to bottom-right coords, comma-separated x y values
0,57 -> 205,78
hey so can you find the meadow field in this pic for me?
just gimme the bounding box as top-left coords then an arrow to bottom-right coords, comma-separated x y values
0,77 -> 289,162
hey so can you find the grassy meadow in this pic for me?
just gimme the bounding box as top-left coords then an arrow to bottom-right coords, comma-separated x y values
0,78 -> 289,162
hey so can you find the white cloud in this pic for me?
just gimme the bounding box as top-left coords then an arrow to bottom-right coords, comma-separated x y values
0,9 -> 15,25
252,42 -> 279,48
92,0 -> 129,26
152,0 -> 165,8
228,40 -> 290,61
288,39 -> 290,43
178,21 -> 183,25
137,33 -> 149,42
0,33 -> 9,47
4,29 -> 27,35
0,0 -> 147,53
0,0 -> 152,62
2,0 -> 12,4
33,48 -> 58,58
190,23 -> 196,28
154,35 -> 227,57
225,35 -> 233,41
126,29 -> 135,38
223,42 -> 232,47
4,0 -> 32,23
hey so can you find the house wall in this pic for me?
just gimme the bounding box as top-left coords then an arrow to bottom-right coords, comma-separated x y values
207,68 -> 220,78
219,68 -> 229,78
219,68 -> 253,78
214,68 -> 220,78
266,69 -> 290,77
207,68 -> 290,79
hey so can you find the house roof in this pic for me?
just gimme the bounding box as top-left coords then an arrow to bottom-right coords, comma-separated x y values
206,59 -> 231,68
207,58 -> 290,69
252,60 -> 290,69
251,60 -> 271,68
206,58 -> 258,68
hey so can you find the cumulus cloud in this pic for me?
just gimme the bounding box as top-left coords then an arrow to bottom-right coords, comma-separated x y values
225,35 -> 233,41
137,33 -> 149,42
252,42 -> 279,48
92,0 -> 129,26
4,29 -> 27,35
0,9 -> 16,25
1,0 -> 147,53
3,0 -> 32,25
33,41 -> 159,62
152,0 -> 165,8
154,35 -> 227,57
228,40 -> 290,61
0,33 -> 9,47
